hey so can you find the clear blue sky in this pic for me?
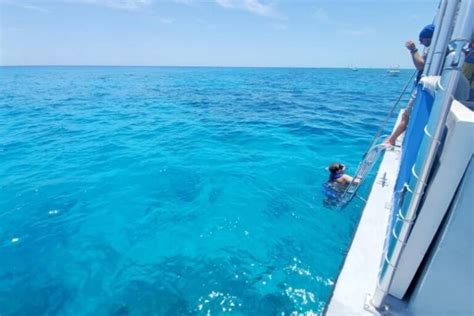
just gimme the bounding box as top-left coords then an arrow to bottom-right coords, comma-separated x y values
0,0 -> 439,68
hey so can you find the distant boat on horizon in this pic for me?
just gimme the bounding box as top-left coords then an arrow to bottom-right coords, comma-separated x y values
388,65 -> 400,76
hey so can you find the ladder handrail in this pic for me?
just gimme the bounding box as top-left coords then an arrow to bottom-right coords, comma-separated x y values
363,70 -> 417,158
333,70 -> 418,208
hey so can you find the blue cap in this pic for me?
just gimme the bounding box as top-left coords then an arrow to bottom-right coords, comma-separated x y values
419,24 -> 435,42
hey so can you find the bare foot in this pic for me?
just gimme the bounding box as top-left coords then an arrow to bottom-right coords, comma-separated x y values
381,138 -> 395,149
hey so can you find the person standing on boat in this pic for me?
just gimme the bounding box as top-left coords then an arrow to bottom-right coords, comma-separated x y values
407,24 -> 434,82
384,24 -> 434,147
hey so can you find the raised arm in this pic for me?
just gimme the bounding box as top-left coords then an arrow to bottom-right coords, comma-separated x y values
406,40 -> 425,71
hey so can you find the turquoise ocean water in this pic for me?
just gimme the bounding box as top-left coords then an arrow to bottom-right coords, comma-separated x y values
0,67 -> 411,315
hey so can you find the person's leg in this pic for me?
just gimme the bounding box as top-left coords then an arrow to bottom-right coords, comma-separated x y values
384,95 -> 415,146
385,112 -> 409,146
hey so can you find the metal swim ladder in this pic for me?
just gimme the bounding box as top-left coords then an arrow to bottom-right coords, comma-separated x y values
335,71 -> 418,207
337,138 -> 386,206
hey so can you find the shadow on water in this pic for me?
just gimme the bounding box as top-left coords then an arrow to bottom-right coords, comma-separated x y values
263,194 -> 295,219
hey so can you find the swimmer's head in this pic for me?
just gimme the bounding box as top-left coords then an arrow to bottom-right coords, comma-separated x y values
328,163 -> 346,174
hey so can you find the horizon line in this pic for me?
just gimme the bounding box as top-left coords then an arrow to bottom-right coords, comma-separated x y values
0,65 -> 412,70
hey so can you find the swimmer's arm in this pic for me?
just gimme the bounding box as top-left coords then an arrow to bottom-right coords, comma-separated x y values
342,174 -> 361,184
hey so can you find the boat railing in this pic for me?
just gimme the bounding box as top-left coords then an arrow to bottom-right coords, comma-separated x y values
371,0 -> 473,309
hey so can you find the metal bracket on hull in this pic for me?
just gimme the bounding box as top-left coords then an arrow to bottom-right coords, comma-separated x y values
363,293 -> 389,316
376,172 -> 389,187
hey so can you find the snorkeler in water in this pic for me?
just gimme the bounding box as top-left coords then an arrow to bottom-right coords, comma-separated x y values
322,162 -> 360,206
327,162 -> 360,186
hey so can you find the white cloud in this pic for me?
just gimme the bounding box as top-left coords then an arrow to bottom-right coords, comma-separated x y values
19,4 -> 51,13
66,0 -> 153,11
173,0 -> 195,5
213,0 -> 277,18
215,0 -> 234,8
0,0 -> 51,13
243,0 -> 273,17
105,0 -> 152,10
